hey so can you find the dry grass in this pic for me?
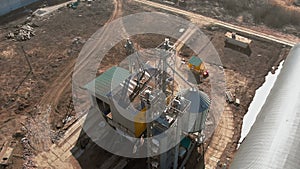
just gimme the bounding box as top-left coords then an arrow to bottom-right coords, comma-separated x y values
222,0 -> 300,28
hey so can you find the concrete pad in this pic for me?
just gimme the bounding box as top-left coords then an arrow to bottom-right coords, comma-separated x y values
47,152 -> 58,163
60,150 -> 73,162
60,141 -> 73,152
51,146 -> 65,157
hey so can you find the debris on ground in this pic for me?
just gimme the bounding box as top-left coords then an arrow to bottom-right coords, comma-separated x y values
0,142 -> 14,168
234,98 -> 240,107
225,90 -> 234,103
62,115 -> 73,124
32,9 -> 48,17
72,36 -> 85,45
6,23 -> 37,41
86,0 -> 94,7
67,1 -> 80,9
51,130 -> 65,144
21,137 -> 37,169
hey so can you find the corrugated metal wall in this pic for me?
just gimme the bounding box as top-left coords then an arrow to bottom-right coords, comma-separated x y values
0,0 -> 38,16
231,44 -> 300,169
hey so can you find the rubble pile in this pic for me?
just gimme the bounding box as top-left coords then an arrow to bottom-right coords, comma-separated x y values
50,130 -> 65,144
7,23 -> 36,41
21,137 -> 36,169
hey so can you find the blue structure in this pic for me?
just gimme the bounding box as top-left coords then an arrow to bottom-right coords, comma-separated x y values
0,0 -> 38,16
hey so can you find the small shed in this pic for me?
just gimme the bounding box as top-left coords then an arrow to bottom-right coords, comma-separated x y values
0,143 -> 14,168
225,32 -> 252,49
188,56 -> 205,72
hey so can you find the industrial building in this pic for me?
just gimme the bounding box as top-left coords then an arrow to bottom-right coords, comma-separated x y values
1,0 -> 299,168
85,39 -> 210,169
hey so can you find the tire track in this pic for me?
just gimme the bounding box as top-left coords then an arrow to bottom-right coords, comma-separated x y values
33,0 -> 125,164
40,0 -> 124,108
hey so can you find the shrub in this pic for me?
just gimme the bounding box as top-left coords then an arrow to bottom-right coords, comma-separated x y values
252,4 -> 300,28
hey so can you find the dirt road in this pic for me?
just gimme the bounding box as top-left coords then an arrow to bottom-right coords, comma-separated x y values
133,0 -> 298,46
32,0 -> 125,166
39,0 -> 124,109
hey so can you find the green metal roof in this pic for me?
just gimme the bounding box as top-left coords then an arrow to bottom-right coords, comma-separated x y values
188,56 -> 202,66
180,137 -> 191,149
85,66 -> 130,99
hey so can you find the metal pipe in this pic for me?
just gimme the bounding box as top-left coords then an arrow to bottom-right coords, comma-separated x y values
231,44 -> 300,169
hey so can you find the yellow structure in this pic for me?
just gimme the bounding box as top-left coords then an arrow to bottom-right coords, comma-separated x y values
134,108 -> 147,137
225,32 -> 252,49
188,56 -> 205,72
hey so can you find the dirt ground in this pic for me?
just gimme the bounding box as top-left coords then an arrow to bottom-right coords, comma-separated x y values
0,0 -> 114,168
0,0 -> 292,169
203,28 -> 290,168
154,0 -> 300,38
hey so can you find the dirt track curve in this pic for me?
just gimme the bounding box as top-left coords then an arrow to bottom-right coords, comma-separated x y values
33,0 -> 124,167
39,0 -> 124,110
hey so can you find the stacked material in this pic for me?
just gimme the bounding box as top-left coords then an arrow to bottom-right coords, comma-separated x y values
7,23 -> 36,41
